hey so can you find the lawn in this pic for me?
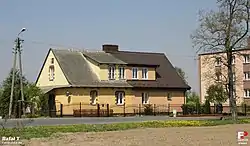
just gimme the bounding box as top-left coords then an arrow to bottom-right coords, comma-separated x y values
0,118 -> 250,140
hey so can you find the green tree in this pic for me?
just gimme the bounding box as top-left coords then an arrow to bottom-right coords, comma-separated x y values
186,91 -> 200,104
0,69 -> 47,117
0,69 -> 28,117
191,0 -> 250,122
175,67 -> 188,84
205,84 -> 228,104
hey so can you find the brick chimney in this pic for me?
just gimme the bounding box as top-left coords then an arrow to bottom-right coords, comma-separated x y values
102,44 -> 119,53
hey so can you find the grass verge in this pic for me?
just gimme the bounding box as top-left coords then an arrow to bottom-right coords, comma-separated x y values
1,119 -> 250,140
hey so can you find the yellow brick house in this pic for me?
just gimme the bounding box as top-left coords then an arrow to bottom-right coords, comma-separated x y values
36,44 -> 190,116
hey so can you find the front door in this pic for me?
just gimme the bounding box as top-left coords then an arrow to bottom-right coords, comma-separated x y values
48,94 -> 56,117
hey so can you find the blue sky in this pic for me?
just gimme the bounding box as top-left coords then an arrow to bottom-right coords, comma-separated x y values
0,0 -> 217,92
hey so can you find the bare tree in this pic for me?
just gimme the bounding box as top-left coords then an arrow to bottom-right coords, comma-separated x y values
191,0 -> 250,122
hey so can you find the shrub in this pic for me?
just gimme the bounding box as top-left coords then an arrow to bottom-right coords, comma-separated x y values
203,100 -> 211,114
181,102 -> 197,115
144,104 -> 153,115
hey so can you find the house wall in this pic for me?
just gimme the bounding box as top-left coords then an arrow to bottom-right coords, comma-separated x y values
36,50 -> 69,87
199,50 -> 250,106
53,88 -> 185,115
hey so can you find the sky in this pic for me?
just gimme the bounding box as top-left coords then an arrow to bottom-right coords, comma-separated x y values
0,0 -> 217,93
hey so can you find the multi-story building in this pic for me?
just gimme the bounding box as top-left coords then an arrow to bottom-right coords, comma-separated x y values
199,39 -> 250,106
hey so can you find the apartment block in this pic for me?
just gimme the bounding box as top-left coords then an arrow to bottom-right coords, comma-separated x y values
199,39 -> 250,105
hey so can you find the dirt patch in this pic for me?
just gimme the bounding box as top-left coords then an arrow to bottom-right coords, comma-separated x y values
22,124 -> 249,146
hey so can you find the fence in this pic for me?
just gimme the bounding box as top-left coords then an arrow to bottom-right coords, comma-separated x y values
50,103 -> 183,117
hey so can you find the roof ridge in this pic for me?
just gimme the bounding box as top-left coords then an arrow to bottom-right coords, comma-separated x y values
117,50 -> 165,55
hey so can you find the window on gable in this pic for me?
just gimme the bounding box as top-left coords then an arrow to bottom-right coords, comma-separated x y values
49,66 -> 55,81
244,54 -> 250,63
132,68 -> 138,79
142,92 -> 149,104
116,91 -> 125,105
90,90 -> 98,105
51,58 -> 54,64
108,66 -> 115,80
118,66 -> 125,79
142,68 -> 148,79
215,57 -> 221,66
244,72 -> 250,80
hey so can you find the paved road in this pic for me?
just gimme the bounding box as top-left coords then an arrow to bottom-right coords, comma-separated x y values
0,116 -> 229,128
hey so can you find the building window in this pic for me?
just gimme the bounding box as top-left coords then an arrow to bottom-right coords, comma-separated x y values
233,73 -> 236,82
90,90 -> 98,105
49,66 -> 55,81
167,93 -> 172,101
215,57 -> 221,66
142,68 -> 148,79
142,92 -> 149,104
118,67 -> 125,79
51,58 -> 54,64
244,54 -> 250,63
244,72 -> 250,80
215,71 -> 222,81
108,66 -> 115,80
116,91 -> 125,105
132,68 -> 138,79
232,56 -> 235,64
244,89 -> 250,97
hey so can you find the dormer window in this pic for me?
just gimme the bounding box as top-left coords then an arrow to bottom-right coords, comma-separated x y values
49,66 -> 55,81
118,66 -> 125,79
108,66 -> 115,80
132,68 -> 138,79
142,68 -> 148,79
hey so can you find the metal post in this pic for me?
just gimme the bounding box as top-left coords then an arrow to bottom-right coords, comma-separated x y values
17,37 -> 26,117
8,43 -> 18,118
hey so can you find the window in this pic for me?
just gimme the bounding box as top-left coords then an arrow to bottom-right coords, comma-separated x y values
132,68 -> 138,79
244,54 -> 250,63
116,91 -> 125,105
90,90 -> 98,105
51,58 -> 54,64
167,93 -> 172,101
215,57 -> 221,66
244,89 -> 250,97
142,92 -> 149,104
244,72 -> 250,80
108,66 -> 115,80
142,68 -> 148,79
233,73 -> 236,82
215,71 -> 222,81
49,66 -> 55,81
118,67 -> 125,79
232,56 -> 235,64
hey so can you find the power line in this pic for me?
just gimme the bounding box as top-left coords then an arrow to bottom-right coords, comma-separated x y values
0,39 -> 199,58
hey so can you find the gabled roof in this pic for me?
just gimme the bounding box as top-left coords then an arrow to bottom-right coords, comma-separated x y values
82,51 -> 127,64
109,51 -> 190,89
37,48 -> 190,90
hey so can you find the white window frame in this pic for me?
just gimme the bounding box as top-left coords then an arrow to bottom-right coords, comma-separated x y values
215,57 -> 221,66
108,66 -> 115,80
142,68 -> 148,79
244,89 -> 250,98
244,72 -> 250,80
244,54 -> 250,63
118,66 -> 125,79
142,92 -> 149,104
232,55 -> 235,64
49,66 -> 55,81
132,67 -> 138,79
116,92 -> 124,105
90,90 -> 97,105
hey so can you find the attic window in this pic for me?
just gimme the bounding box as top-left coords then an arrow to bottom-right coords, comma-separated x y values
51,58 -> 54,64
49,66 -> 55,81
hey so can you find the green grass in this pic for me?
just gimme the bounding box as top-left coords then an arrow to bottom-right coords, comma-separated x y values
0,119 -> 250,140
